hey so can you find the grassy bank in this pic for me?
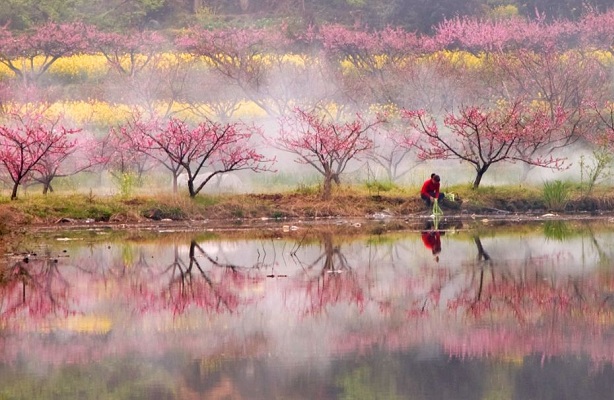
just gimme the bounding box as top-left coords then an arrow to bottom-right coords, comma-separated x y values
1,183 -> 614,230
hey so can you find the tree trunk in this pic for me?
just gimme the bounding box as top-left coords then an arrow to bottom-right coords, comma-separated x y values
472,173 -> 483,189
472,165 -> 490,189
10,182 -> 19,200
188,179 -> 196,198
322,232 -> 334,271
322,176 -> 333,200
474,236 -> 491,261
519,163 -> 534,183
332,173 -> 340,185
42,179 -> 52,195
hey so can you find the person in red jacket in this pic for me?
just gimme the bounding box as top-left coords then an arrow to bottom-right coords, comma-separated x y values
420,173 -> 445,207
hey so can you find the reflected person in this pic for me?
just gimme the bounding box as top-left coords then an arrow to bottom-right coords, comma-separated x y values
421,229 -> 444,262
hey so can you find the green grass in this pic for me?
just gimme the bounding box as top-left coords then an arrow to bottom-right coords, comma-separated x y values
0,183 -> 613,228
440,184 -> 542,208
364,180 -> 399,195
8,193 -> 123,221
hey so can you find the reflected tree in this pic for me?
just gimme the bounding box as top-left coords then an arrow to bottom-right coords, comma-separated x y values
0,252 -> 72,321
138,240 -> 263,315
447,233 -> 614,333
291,232 -> 367,315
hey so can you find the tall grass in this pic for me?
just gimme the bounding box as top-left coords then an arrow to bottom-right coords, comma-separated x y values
542,180 -> 571,211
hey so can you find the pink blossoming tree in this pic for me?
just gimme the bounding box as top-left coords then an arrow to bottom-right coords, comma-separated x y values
276,107 -> 382,200
401,100 -> 568,188
0,110 -> 80,200
116,115 -> 275,197
0,22 -> 95,86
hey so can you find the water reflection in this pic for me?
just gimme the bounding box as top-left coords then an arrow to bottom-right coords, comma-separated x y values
139,240 -> 263,315
1,222 -> 614,399
0,251 -> 71,320
421,218 -> 445,262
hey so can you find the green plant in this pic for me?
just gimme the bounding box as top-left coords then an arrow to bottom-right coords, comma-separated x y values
542,180 -> 571,211
432,199 -> 443,216
579,146 -> 613,197
114,172 -> 137,198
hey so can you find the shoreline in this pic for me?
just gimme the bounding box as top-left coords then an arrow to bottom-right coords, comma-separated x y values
2,187 -> 614,241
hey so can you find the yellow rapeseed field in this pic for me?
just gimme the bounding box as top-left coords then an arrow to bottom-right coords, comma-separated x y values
49,54 -> 109,80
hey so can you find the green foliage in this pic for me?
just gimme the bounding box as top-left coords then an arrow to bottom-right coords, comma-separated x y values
0,0 -> 164,30
365,179 -> 398,195
22,196 -> 116,221
486,4 -> 519,19
579,147 -> 613,197
542,180 -> 571,211
48,174 -> 91,193
432,199 -> 443,216
114,172 -> 138,198
0,0 -> 83,29
0,0 -> 610,33
76,0 -> 167,30
192,5 -> 225,29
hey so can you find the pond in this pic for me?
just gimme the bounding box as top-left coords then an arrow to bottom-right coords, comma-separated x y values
2,218 -> 614,399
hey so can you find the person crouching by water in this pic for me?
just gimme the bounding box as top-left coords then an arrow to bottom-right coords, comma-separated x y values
420,173 -> 445,208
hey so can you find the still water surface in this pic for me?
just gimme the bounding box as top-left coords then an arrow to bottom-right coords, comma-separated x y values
2,221 -> 614,399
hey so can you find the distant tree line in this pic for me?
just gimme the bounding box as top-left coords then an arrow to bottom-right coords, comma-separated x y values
0,0 -> 613,32
0,10 -> 614,199
2,10 -> 614,200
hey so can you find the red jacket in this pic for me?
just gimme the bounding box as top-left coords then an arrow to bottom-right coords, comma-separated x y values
421,178 -> 440,198
421,231 -> 442,254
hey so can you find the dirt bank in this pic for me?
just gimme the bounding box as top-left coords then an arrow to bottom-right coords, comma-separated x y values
2,191 -> 614,239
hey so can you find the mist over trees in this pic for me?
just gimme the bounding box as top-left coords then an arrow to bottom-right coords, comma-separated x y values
0,3 -> 614,197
